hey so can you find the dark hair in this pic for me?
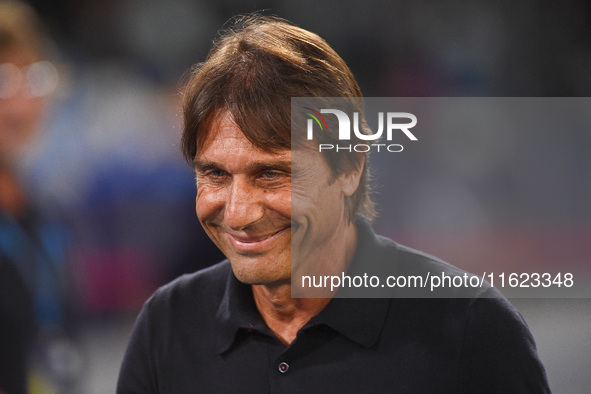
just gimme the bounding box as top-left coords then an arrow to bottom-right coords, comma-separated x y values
181,15 -> 375,221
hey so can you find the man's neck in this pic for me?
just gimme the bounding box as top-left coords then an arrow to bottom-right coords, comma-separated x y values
252,220 -> 359,346
252,284 -> 331,346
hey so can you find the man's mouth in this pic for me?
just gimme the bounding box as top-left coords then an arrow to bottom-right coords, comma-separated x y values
226,227 -> 290,254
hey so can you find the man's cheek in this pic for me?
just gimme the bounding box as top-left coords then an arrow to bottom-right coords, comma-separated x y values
265,190 -> 292,215
290,188 -> 316,222
196,187 -> 224,221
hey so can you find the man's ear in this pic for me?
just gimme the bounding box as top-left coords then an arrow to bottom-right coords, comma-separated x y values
340,156 -> 365,197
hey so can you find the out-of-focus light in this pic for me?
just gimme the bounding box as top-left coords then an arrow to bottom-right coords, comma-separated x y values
0,61 -> 59,99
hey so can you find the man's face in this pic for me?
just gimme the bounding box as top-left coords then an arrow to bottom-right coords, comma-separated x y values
194,113 -> 355,286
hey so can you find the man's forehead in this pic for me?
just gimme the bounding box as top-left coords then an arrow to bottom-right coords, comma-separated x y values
195,112 -> 291,162
196,113 -> 249,153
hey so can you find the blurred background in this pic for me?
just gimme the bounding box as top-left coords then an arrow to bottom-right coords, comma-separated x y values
1,0 -> 590,392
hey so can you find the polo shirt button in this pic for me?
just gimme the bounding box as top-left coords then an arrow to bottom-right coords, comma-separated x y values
278,362 -> 289,373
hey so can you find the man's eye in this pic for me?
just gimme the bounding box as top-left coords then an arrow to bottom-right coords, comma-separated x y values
199,169 -> 227,182
210,170 -> 225,177
262,171 -> 278,179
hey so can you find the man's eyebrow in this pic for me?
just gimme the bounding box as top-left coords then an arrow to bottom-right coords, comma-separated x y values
193,159 -> 219,172
250,160 -> 291,173
193,159 -> 291,173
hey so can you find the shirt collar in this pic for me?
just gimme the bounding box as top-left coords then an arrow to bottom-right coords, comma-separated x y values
214,216 -> 393,353
306,297 -> 391,348
214,269 -> 269,354
304,217 -> 392,348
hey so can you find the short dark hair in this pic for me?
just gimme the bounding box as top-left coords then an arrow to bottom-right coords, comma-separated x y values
181,15 -> 375,221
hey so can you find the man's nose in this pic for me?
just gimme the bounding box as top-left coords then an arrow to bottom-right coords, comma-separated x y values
223,178 -> 264,230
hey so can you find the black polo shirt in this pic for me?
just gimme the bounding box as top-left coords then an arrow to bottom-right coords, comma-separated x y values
117,220 -> 550,393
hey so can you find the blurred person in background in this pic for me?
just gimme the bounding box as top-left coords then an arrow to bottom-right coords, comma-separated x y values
0,1 -> 80,393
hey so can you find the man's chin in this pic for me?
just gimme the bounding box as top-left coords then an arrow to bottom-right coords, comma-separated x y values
233,274 -> 291,287
229,257 -> 290,286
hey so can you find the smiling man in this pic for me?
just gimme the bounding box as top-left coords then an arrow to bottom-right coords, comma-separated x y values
117,16 -> 550,393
